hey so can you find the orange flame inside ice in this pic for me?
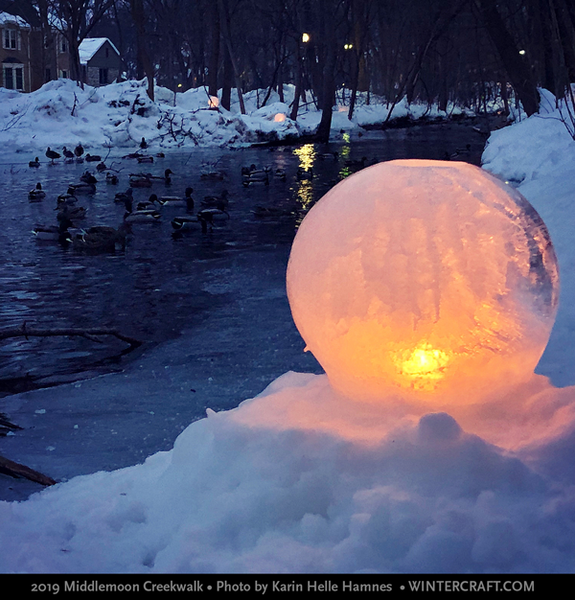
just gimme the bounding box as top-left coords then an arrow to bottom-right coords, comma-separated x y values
287,160 -> 559,405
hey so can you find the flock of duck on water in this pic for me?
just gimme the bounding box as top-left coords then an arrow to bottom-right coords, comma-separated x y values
27,137 -> 375,253
27,139 -> 248,253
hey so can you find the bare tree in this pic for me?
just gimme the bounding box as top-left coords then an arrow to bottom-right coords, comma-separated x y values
128,0 -> 154,99
47,0 -> 116,86
475,0 -> 540,115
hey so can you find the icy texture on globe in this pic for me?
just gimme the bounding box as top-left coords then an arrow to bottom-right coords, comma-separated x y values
286,160 -> 559,403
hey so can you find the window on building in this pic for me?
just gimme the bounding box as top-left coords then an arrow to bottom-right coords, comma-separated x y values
3,65 -> 24,90
99,68 -> 108,85
60,70 -> 68,79
3,29 -> 20,50
61,40 -> 67,53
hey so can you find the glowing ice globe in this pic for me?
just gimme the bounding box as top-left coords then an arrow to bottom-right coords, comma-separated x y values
286,160 -> 559,403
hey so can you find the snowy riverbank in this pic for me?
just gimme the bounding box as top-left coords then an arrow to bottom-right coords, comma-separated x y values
0,79 -> 479,156
0,91 -> 574,574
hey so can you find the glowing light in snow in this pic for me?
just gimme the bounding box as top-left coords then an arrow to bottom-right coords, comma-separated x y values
274,113 -> 286,122
286,160 -> 559,404
208,96 -> 219,109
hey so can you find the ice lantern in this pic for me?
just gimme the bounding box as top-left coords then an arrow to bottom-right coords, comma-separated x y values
286,160 -> 559,404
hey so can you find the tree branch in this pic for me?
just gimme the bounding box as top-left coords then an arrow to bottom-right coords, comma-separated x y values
0,455 -> 56,486
0,324 -> 142,349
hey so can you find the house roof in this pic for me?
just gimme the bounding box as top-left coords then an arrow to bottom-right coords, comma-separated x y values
0,11 -> 30,28
78,37 -> 120,65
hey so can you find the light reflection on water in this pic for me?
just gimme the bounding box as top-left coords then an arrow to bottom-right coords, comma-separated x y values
0,124 -> 484,392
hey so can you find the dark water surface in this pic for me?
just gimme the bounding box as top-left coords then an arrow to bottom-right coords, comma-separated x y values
0,123 -> 485,499
0,123 -> 484,395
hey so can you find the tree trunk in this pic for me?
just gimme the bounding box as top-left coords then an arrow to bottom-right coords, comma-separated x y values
551,0 -> 575,89
290,52 -> 303,121
130,0 -> 155,101
221,46 -> 232,110
217,0 -> 246,114
315,42 -> 336,143
475,0 -> 540,115
207,0 -> 220,98
538,0 -> 556,94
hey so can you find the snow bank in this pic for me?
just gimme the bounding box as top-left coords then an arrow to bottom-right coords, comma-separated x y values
1,370 -> 574,574
482,89 -> 575,387
0,79 -> 298,153
1,79 -> 479,156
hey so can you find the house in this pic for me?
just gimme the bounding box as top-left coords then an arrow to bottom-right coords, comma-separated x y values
1,8 -> 122,92
79,38 -> 122,86
0,11 -> 32,91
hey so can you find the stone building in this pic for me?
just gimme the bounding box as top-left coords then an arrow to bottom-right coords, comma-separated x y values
79,38 -> 122,87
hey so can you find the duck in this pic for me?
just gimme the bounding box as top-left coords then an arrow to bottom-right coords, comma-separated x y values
85,153 -> 102,162
46,147 -> 60,164
140,137 -> 148,149
196,208 -> 230,233
80,171 -> 98,184
74,144 -> 84,158
57,205 -> 87,220
62,146 -> 74,161
68,225 -> 128,253
137,155 -> 153,164
67,182 -> 96,195
56,194 -> 78,209
133,169 -> 173,185
242,170 -> 269,186
200,169 -> 225,181
123,196 -> 160,223
344,156 -> 367,169
241,164 -> 271,177
96,162 -> 107,172
135,194 -> 160,211
197,207 -> 230,224
157,187 -> 194,211
106,172 -> 119,185
171,215 -> 201,232
129,173 -> 153,188
114,187 -> 133,204
296,167 -> 313,180
29,157 -> 40,168
201,189 -> 229,210
124,208 -> 161,223
28,183 -> 46,201
33,214 -> 75,242
148,168 -> 173,184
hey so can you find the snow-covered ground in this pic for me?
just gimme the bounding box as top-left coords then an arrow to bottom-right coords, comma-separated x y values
0,86 -> 574,574
0,79 -> 474,156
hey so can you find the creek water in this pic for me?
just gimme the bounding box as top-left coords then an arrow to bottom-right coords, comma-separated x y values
0,122 -> 486,499
0,123 -> 485,396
